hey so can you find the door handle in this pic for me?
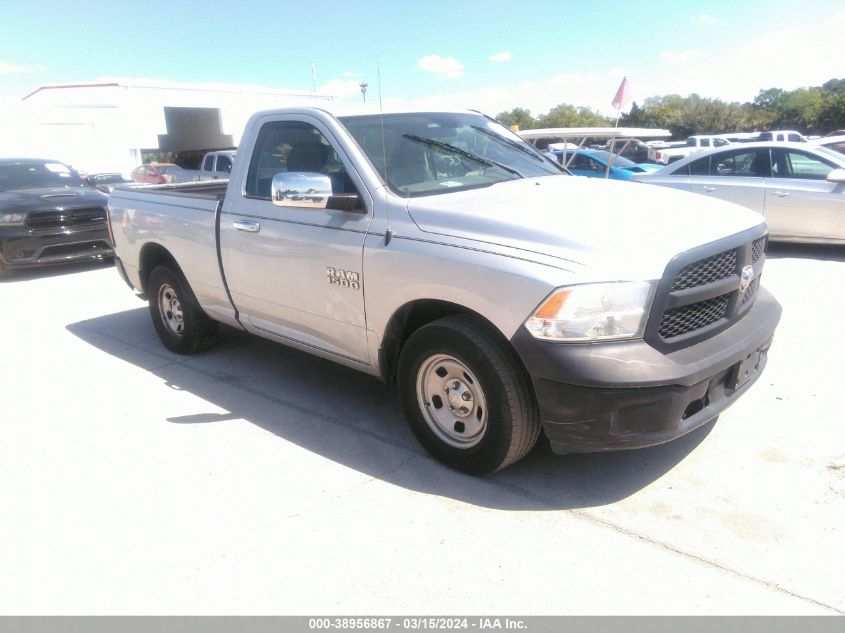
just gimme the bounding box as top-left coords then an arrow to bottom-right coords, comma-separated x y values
702,186 -> 716,192
772,190 -> 790,198
233,220 -> 260,233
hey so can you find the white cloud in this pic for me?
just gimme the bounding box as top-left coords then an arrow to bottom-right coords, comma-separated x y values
691,14 -> 719,24
317,79 -> 364,99
418,55 -> 464,79
660,49 -> 703,64
0,59 -> 43,74
363,69 -> 630,119
489,51 -> 512,63
640,7 -> 845,104
343,71 -> 358,78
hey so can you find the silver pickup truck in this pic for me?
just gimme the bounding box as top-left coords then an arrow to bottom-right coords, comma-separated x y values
107,107 -> 781,474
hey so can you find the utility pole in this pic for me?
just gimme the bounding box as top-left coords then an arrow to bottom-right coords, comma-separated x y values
359,80 -> 368,102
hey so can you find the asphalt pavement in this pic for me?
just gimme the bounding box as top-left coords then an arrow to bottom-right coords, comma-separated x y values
0,245 -> 842,614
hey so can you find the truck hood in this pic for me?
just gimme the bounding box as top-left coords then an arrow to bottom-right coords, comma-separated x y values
0,187 -> 107,213
405,176 -> 766,281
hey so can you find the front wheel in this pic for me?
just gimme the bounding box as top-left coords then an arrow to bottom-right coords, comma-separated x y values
397,315 -> 541,475
147,264 -> 218,354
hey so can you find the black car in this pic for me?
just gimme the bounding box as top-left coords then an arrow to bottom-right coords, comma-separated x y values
85,172 -> 133,193
0,158 -> 113,277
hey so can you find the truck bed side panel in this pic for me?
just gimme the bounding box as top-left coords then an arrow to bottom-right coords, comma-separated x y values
108,185 -> 237,326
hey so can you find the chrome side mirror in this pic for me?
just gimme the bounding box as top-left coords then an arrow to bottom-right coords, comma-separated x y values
271,172 -> 363,212
272,172 -> 332,209
826,168 -> 845,184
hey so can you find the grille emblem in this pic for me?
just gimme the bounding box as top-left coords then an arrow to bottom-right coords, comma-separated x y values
739,265 -> 754,294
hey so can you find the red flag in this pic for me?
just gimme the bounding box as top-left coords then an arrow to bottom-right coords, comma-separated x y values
611,76 -> 631,111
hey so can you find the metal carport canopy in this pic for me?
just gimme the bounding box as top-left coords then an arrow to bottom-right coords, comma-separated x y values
517,127 -> 672,140
518,127 -> 672,177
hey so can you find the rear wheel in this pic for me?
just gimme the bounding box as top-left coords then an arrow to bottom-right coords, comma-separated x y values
147,264 -> 218,354
398,314 -> 541,475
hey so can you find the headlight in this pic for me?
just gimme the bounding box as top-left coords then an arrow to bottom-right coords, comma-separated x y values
525,281 -> 655,342
0,212 -> 26,226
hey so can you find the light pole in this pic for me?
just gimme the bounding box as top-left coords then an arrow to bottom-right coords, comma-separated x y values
359,81 -> 368,102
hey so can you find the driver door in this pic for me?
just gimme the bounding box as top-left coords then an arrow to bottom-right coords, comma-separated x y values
219,115 -> 373,364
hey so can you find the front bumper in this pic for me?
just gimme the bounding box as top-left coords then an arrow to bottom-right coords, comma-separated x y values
0,225 -> 113,270
511,288 -> 781,454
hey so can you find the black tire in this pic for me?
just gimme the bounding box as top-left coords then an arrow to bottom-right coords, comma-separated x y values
397,314 -> 541,475
147,264 -> 218,354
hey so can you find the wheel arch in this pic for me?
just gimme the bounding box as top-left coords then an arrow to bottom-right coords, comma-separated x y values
378,298 -> 521,384
137,243 -> 183,295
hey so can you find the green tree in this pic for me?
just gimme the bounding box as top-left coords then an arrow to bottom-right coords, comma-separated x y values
495,107 -> 536,131
775,88 -> 824,130
536,104 -> 611,128
753,87 -> 787,110
818,92 -> 845,132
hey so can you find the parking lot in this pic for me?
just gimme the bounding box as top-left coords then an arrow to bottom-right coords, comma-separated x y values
0,244 -> 843,615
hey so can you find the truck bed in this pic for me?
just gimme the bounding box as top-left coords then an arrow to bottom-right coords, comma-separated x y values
108,179 -> 233,326
113,180 -> 228,201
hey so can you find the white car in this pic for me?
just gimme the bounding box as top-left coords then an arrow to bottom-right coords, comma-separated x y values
647,135 -> 732,164
757,130 -> 808,143
632,142 -> 845,244
809,135 -> 845,156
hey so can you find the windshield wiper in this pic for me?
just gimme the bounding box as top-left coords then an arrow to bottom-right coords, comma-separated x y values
402,134 -> 525,178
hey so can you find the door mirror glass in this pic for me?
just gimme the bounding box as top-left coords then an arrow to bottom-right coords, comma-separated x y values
272,172 -> 332,209
271,172 -> 362,211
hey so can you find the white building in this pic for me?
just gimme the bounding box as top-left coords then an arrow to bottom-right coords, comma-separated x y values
0,80 -> 335,175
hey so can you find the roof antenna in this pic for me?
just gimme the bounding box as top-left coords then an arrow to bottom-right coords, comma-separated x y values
377,56 -> 393,246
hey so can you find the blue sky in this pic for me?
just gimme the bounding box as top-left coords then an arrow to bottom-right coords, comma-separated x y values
1,0 -> 843,115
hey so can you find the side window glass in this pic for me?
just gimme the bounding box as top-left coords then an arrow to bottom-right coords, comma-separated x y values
246,121 -> 351,198
570,155 -> 599,171
711,150 -> 767,177
788,134 -> 802,142
687,157 -> 709,176
217,155 -> 233,173
774,151 -> 834,180
701,139 -> 711,147
568,155 -> 585,169
202,155 -> 213,171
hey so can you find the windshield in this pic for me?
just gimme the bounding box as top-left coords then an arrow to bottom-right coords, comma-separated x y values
339,112 -> 563,196
815,146 -> 845,164
0,161 -> 85,192
586,150 -> 637,168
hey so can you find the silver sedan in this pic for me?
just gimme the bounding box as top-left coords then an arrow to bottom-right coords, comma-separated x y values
632,142 -> 845,244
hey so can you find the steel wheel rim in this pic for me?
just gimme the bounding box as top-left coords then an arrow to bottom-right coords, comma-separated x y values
157,283 -> 184,337
415,353 -> 488,448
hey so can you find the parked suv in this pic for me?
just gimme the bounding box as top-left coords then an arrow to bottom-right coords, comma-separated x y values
0,158 -> 113,277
